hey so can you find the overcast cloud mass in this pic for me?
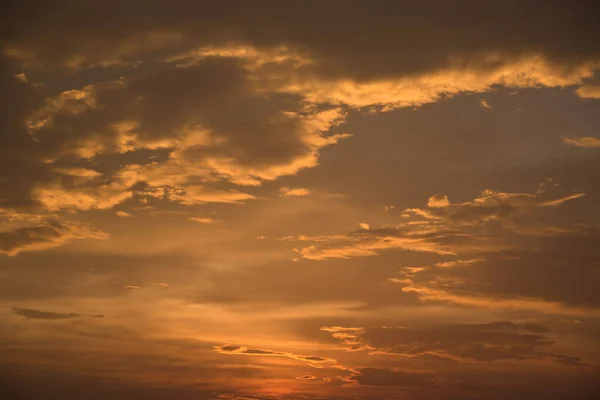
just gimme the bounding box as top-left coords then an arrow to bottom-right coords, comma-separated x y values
1,1 -> 600,399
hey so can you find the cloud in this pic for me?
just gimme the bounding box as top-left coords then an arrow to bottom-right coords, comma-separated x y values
4,2 -> 600,77
389,238 -> 600,314
32,166 -> 140,211
479,99 -> 493,110
14,72 -> 28,83
189,216 -> 216,224
115,211 -> 132,217
279,187 -> 311,197
406,181 -> 585,227
2,2 -> 599,220
350,367 -> 435,388
289,181 -> 588,261
271,55 -> 597,110
141,185 -> 257,206
324,322 -> 588,366
295,375 -> 316,380
575,84 -> 600,99
215,344 -> 338,368
0,219 -> 108,256
320,326 -> 367,351
17,59 -> 347,213
395,277 -> 599,316
12,307 -> 104,320
562,136 -> 600,148
434,258 -> 485,268
427,194 -> 450,208
54,167 -> 103,178
290,181 -> 593,260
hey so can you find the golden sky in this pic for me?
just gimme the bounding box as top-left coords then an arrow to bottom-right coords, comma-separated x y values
1,1 -> 600,399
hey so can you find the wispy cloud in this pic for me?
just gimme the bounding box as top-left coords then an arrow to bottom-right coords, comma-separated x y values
563,136 -> 600,148
13,307 -> 104,320
279,187 -> 311,197
479,99 -> 493,110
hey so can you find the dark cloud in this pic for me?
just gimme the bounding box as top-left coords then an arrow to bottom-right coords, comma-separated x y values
0,55 -> 49,211
3,1 -> 599,76
350,367 -> 435,388
324,321 -> 590,366
12,307 -> 104,320
295,375 -> 316,380
0,219 -> 107,256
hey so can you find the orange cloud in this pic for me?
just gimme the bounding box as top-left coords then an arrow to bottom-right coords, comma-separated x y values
279,187 -> 311,197
289,181 -> 587,261
479,99 -> 493,110
189,216 -> 216,224
562,136 -> 600,148
575,84 -> 600,99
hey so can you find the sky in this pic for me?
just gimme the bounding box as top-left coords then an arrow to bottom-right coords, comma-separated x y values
1,1 -> 600,399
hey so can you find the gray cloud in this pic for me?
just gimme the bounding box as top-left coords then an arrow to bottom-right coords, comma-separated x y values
12,307 -> 104,320
324,321 -> 589,366
0,219 -> 108,256
3,1 -> 599,77
350,367 -> 436,388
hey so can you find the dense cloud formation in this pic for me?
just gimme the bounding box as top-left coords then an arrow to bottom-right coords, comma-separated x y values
1,2 -> 600,400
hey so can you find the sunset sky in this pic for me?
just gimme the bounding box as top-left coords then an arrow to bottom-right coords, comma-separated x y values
1,1 -> 600,399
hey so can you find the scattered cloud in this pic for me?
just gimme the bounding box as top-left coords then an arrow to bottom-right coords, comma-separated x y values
480,99 -> 492,110
575,84 -> 600,99
2,3 -> 600,397
562,136 -> 600,148
427,194 -> 450,208
434,258 -> 485,268
289,181 -> 587,261
14,72 -> 28,83
189,216 -> 216,224
279,187 -> 311,197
